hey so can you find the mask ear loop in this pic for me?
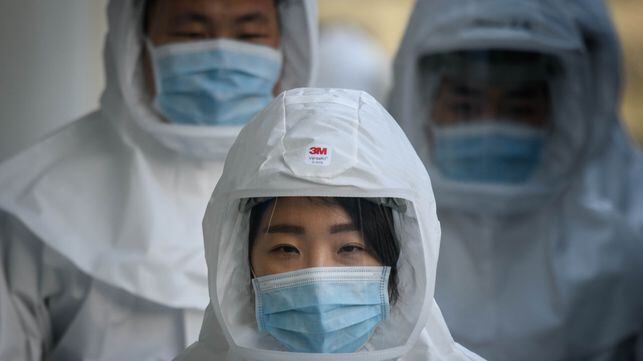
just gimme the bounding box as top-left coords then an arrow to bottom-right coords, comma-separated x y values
250,197 -> 279,279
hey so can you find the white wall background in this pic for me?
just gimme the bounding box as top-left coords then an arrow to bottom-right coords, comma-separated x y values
0,0 -> 108,161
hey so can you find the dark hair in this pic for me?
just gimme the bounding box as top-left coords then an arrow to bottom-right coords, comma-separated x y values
248,197 -> 401,303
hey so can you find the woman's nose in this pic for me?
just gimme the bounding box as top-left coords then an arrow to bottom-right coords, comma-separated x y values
305,246 -> 336,268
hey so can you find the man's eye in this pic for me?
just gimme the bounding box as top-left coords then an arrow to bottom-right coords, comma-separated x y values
172,32 -> 208,39
505,105 -> 539,117
272,245 -> 300,254
238,33 -> 267,41
450,102 -> 480,118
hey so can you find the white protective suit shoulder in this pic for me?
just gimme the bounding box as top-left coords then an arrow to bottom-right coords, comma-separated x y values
1,212 -> 190,360
174,87 -> 485,361
0,0 -> 317,359
388,0 -> 643,360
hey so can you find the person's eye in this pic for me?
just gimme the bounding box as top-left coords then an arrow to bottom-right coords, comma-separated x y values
271,244 -> 300,255
338,243 -> 366,254
449,101 -> 480,120
506,106 -> 538,118
238,33 -> 268,41
171,31 -> 208,40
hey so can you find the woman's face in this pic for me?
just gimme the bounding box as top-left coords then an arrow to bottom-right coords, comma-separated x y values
250,197 -> 382,277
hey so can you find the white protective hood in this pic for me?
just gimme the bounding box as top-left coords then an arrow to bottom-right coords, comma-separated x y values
0,0 -> 317,309
568,0 -> 643,219
176,88 -> 484,360
389,0 -> 592,215
389,0 -> 643,360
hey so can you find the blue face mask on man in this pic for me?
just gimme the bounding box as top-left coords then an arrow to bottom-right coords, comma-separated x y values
252,266 -> 391,353
432,122 -> 546,184
147,38 -> 283,126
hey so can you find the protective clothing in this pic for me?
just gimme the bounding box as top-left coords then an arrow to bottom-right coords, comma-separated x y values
388,0 -> 643,360
0,238 -> 32,361
174,88 -> 485,360
149,39 -> 283,126
253,266 -> 391,353
0,0 -> 317,359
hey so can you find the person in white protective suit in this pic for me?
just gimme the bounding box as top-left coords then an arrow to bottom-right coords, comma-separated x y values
388,0 -> 643,360
0,0 -> 317,359
173,87 -> 485,360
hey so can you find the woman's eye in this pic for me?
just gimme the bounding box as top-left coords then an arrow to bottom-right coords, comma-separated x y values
338,244 -> 366,254
272,245 -> 300,254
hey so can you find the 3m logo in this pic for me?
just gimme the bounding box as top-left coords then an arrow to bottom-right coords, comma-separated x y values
309,146 -> 328,155
305,144 -> 332,166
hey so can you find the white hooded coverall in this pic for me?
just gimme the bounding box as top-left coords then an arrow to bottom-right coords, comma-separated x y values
388,0 -> 643,360
0,0 -> 317,360
173,87 -> 485,361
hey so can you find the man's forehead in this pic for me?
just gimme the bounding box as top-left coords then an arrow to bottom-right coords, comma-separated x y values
150,0 -> 278,21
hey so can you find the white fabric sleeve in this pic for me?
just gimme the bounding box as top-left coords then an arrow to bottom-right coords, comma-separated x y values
0,212 -> 51,360
0,212 -> 90,361
0,245 -> 39,360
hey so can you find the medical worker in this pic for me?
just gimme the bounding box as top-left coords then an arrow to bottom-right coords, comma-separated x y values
388,0 -> 643,360
0,0 -> 317,359
173,87 -> 484,360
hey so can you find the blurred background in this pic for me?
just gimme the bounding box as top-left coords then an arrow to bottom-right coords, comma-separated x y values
0,1 -> 108,161
1,0 -> 641,161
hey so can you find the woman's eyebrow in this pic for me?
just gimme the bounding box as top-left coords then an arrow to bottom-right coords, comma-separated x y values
263,224 -> 305,234
330,223 -> 358,234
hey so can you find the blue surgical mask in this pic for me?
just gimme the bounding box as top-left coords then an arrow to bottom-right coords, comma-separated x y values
147,38 -> 283,126
432,122 -> 546,183
252,266 -> 391,353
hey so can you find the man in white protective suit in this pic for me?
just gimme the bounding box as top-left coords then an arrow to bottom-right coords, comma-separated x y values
0,0 -> 317,359
388,0 -> 643,360
173,87 -> 485,361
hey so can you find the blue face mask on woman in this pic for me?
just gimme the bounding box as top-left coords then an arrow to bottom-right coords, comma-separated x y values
432,122 -> 546,184
252,266 -> 391,353
147,38 -> 283,126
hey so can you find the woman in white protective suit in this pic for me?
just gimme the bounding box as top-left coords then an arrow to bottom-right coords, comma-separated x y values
0,0 -> 317,359
174,88 -> 485,360
388,0 -> 643,360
